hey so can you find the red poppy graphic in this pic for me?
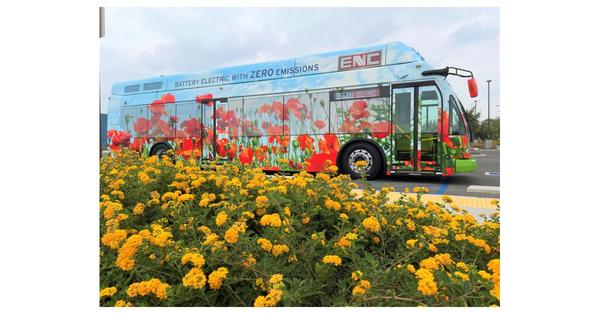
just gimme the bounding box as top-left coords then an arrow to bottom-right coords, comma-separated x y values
254,146 -> 268,162
149,99 -> 166,117
244,120 -> 263,136
339,118 -> 360,133
227,142 -> 237,159
349,100 -> 370,120
286,97 -> 307,120
305,134 -> 339,172
298,134 -> 315,152
130,137 -> 146,152
439,110 -> 456,148
238,146 -> 253,165
217,138 -> 229,158
162,93 -> 175,103
259,103 -> 271,113
272,100 -> 288,121
444,167 -> 454,176
215,107 -> 240,130
133,117 -> 150,136
180,118 -> 201,137
107,130 -> 131,151
182,138 -> 194,152
360,120 -> 372,129
153,119 -> 172,137
196,93 -> 214,106
371,121 -> 391,139
314,120 -> 326,130
266,124 -> 283,136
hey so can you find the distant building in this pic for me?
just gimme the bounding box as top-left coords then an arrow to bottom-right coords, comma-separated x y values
100,113 -> 107,152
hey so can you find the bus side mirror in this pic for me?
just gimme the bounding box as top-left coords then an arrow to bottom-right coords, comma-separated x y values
468,78 -> 478,98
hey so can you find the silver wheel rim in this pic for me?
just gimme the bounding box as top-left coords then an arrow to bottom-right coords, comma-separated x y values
349,149 -> 373,173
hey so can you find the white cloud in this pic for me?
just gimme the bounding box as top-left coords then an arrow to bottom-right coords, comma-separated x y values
100,7 -> 499,119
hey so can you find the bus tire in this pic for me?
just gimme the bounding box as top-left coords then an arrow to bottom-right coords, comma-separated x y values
340,142 -> 382,180
149,142 -> 172,158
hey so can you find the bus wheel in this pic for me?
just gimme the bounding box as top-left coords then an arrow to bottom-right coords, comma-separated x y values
340,142 -> 382,180
149,143 -> 172,158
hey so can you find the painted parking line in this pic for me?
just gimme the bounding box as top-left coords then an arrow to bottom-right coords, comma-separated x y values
472,154 -> 487,157
436,182 -> 449,194
466,185 -> 500,195
484,171 -> 500,176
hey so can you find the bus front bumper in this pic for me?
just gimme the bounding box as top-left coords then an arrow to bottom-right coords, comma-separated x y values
455,159 -> 477,173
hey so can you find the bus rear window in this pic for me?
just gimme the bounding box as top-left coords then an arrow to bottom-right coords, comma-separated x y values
124,84 -> 140,93
143,82 -> 163,91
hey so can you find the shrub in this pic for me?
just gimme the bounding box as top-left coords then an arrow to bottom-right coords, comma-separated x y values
99,150 -> 500,307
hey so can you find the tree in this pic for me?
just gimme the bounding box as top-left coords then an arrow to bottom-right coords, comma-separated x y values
464,106 -> 481,139
479,118 -> 500,140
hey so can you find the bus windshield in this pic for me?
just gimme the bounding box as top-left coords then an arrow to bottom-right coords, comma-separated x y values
457,98 -> 472,143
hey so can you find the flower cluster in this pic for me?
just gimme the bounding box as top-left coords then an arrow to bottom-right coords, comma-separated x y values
208,267 -> 229,290
322,255 -> 343,266
127,278 -> 170,300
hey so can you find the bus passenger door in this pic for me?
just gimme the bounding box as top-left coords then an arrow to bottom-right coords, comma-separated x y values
392,87 -> 415,171
392,84 -> 441,173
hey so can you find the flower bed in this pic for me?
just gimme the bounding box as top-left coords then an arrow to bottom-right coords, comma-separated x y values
100,150 -> 500,307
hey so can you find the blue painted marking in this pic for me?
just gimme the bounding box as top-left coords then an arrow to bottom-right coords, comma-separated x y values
437,182 -> 449,194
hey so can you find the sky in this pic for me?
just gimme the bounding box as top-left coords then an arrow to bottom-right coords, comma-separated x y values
100,7 -> 499,120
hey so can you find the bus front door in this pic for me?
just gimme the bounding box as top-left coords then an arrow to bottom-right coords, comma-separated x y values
392,84 -> 441,173
200,99 -> 216,161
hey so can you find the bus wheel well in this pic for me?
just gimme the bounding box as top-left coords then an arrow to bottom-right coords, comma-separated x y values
337,139 -> 387,176
149,142 -> 173,156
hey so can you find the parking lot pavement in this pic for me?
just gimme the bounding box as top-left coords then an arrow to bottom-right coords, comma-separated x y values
364,149 -> 500,198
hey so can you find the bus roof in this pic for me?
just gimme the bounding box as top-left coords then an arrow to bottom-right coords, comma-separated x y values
111,42 -> 426,96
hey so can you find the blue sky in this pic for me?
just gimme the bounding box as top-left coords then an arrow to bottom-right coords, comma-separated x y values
100,7 -> 499,119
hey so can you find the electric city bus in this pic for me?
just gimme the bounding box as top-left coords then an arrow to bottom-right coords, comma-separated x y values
107,42 -> 478,179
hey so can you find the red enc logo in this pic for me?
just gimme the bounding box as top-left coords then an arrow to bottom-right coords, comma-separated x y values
338,51 -> 382,71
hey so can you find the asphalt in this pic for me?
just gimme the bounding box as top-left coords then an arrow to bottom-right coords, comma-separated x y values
364,149 -> 500,198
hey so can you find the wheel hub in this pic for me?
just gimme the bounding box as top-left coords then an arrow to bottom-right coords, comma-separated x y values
349,149 -> 373,173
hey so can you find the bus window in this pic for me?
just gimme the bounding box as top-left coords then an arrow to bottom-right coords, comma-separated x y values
285,91 -> 330,135
331,94 -> 390,134
394,89 -> 412,135
243,95 -> 285,137
419,88 -> 440,133
449,96 -> 467,135
215,98 -> 242,140
121,105 -> 148,138
418,86 -> 441,163
176,101 -> 202,138
392,87 -> 414,165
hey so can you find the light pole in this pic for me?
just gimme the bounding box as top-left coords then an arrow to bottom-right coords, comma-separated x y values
486,80 -> 492,139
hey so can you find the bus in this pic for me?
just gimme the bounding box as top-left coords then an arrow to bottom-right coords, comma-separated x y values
107,42 -> 478,179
